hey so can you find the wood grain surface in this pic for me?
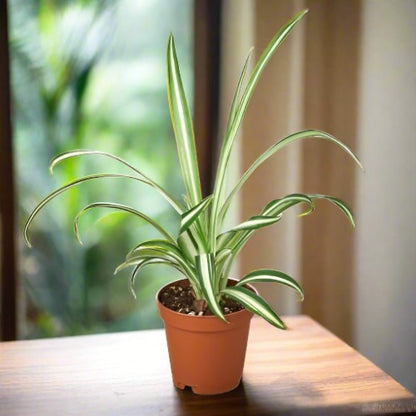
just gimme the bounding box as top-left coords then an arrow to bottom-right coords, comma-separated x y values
1,315 -> 415,415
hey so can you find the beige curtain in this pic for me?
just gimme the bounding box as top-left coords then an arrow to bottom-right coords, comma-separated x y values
220,0 -> 361,342
220,0 -> 416,393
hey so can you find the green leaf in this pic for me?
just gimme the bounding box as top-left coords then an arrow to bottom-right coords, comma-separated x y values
217,194 -> 311,253
220,130 -> 363,220
115,256 -> 171,274
126,239 -> 181,261
237,269 -> 304,301
309,194 -> 356,227
128,258 -> 169,299
73,202 -> 176,245
167,34 -> 202,207
24,173 -> 149,248
177,231 -> 199,263
49,149 -> 183,213
225,214 -> 282,233
125,239 -> 201,295
215,248 -> 233,269
127,239 -> 186,267
221,286 -> 286,329
225,47 -> 253,135
196,253 -> 225,321
115,256 -> 187,297
180,195 -> 212,234
215,249 -> 234,290
262,194 -> 314,216
210,9 -> 309,248
115,251 -> 193,290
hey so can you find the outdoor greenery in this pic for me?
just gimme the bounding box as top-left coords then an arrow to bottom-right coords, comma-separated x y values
10,0 -> 193,337
24,9 -> 362,329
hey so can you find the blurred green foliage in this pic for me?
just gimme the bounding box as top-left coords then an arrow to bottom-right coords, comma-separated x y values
9,0 -> 193,338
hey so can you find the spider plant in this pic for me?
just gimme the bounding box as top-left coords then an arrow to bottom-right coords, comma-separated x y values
24,10 -> 362,329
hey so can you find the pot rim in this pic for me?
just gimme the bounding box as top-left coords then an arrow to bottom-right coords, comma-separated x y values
156,278 -> 258,320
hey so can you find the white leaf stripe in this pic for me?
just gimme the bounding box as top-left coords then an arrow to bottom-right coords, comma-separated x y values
167,35 -> 202,207
220,129 -> 362,220
126,240 -> 197,281
217,214 -> 283,253
309,194 -> 355,227
210,10 -> 309,248
24,173 -> 150,248
124,239 -> 200,289
114,256 -> 185,278
177,232 -> 198,263
237,269 -> 304,301
127,239 -> 182,258
221,286 -> 286,329
215,248 -> 232,268
262,194 -> 313,216
196,254 -> 225,321
129,258 -> 168,298
180,196 -> 212,234
225,47 -> 253,136
74,202 -> 176,245
227,215 -> 281,233
49,149 -> 183,213
218,195 -> 314,259
214,249 -> 233,289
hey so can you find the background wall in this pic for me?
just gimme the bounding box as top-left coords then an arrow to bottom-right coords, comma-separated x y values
354,0 -> 416,394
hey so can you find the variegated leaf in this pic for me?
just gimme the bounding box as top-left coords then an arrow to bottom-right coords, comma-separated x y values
196,253 -> 225,321
237,269 -> 304,301
49,149 -> 183,213
24,173 -> 149,247
167,34 -> 202,207
221,286 -> 286,329
74,202 -> 176,245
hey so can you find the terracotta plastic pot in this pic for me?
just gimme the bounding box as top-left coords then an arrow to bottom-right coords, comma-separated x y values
156,279 -> 256,395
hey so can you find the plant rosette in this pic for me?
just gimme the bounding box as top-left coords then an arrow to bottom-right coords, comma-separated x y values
24,10 -> 363,395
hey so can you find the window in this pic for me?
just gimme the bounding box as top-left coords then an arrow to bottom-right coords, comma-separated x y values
8,0 -> 196,338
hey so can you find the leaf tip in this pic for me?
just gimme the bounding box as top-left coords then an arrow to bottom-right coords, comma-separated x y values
23,225 -> 33,248
73,220 -> 84,245
167,32 -> 175,50
297,209 -> 312,218
129,287 -> 137,300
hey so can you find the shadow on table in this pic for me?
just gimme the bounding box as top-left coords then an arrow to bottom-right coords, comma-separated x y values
173,381 -> 251,416
173,376 -> 416,416
172,377 -> 325,416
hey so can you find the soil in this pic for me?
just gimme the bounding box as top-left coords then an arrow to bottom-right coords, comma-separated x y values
159,283 -> 244,316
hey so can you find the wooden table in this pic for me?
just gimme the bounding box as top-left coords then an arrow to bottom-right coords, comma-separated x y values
1,315 -> 415,415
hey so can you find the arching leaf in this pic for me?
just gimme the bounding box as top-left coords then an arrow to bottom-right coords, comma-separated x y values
221,286 -> 286,329
237,269 -> 304,301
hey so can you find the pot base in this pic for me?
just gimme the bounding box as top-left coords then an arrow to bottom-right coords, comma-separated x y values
174,378 -> 242,395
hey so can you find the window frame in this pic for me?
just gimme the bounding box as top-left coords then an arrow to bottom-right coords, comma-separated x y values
0,0 -> 17,341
